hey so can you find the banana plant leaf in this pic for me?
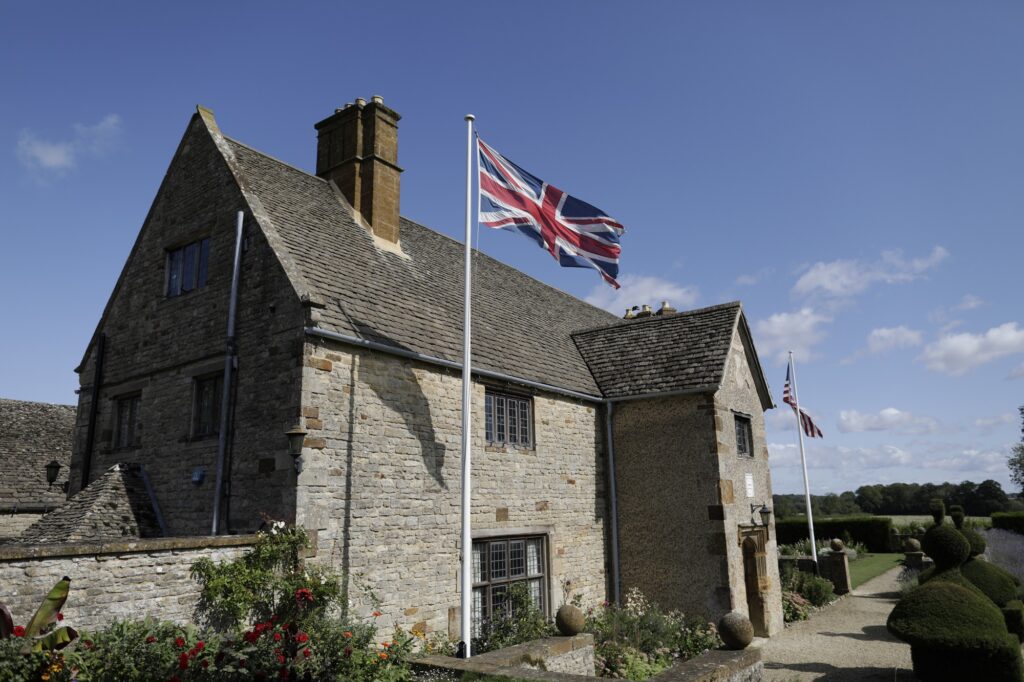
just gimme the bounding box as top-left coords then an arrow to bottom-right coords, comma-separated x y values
25,576 -> 71,638
30,625 -> 78,653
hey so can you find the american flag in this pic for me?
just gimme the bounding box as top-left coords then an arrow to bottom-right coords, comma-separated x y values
784,361 -> 824,438
478,138 -> 624,289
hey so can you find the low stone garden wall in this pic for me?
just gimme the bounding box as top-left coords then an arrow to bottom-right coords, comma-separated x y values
0,535 -> 257,629
412,634 -> 763,681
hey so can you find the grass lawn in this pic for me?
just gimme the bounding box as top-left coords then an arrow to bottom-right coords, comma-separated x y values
849,553 -> 904,589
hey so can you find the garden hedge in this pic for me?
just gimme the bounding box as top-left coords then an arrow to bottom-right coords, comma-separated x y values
992,512 -> 1024,536
774,516 -> 892,552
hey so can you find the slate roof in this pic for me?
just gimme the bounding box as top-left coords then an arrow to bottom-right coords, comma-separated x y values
572,302 -> 748,400
15,463 -> 163,545
221,137 -> 619,396
0,398 -> 74,511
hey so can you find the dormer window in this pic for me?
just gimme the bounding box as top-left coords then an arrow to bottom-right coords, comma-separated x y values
166,238 -> 210,297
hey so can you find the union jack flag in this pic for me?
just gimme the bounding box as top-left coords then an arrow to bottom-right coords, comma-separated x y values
478,138 -> 625,289
784,361 -> 824,438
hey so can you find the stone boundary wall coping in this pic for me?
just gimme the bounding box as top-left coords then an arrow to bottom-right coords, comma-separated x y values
0,534 -> 260,562
650,647 -> 762,681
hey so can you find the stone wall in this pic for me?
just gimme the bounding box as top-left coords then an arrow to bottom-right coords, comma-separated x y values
713,331 -> 784,635
69,115 -> 306,535
294,339 -> 609,637
613,393 -> 725,620
0,536 -> 255,629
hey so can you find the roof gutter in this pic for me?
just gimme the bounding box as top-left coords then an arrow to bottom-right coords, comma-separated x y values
304,327 -> 605,403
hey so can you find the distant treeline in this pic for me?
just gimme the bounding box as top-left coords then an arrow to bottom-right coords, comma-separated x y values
773,479 -> 1024,519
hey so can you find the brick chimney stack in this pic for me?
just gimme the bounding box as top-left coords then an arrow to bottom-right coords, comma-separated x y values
315,96 -> 403,244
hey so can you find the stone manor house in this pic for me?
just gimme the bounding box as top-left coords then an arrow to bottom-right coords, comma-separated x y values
64,97 -> 784,638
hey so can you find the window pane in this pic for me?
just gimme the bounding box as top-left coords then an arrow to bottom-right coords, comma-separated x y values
197,238 -> 210,288
519,401 -> 530,445
491,585 -> 508,619
485,395 -> 494,442
508,398 -> 519,444
496,397 -> 506,443
472,587 -> 484,638
490,542 -> 507,580
526,539 -> 542,575
472,543 -> 485,583
167,249 -> 182,297
181,242 -> 198,292
130,396 -> 140,445
529,579 -> 543,610
509,540 -> 525,577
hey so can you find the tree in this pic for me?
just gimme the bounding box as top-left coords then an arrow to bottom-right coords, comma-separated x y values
1010,405 -> 1024,495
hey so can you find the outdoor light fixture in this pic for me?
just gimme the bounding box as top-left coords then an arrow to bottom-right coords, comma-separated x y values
285,425 -> 308,472
45,459 -> 63,487
750,503 -> 772,527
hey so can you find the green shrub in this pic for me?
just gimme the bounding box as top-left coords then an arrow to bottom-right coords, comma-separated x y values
928,499 -> 945,526
992,512 -> 1024,536
961,558 -> 1019,607
782,567 -> 835,607
887,580 -> 1023,681
585,588 -> 719,680
774,516 -> 892,552
781,592 -> 809,623
473,582 -> 555,654
921,525 -> 969,570
949,504 -> 965,530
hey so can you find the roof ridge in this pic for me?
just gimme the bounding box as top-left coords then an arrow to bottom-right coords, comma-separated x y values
0,397 -> 75,408
573,300 -> 742,337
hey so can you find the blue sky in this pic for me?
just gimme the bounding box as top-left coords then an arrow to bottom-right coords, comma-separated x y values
2,2 -> 1022,495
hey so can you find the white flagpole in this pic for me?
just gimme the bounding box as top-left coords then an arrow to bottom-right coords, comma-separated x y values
459,114 -> 476,658
789,350 -> 818,566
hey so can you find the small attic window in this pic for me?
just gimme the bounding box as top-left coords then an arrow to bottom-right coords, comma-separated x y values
166,238 -> 210,297
735,414 -> 753,458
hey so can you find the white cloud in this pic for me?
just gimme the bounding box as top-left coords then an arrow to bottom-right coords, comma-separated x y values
956,294 -> 985,311
920,322 -> 1024,376
734,268 -> 772,287
919,447 -> 1009,475
16,114 -> 121,174
585,274 -> 698,315
974,413 -> 1015,429
866,326 -> 923,354
837,407 -> 939,434
753,308 -> 830,364
793,246 -> 948,298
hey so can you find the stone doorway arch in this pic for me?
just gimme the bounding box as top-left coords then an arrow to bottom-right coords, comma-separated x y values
741,528 -> 770,636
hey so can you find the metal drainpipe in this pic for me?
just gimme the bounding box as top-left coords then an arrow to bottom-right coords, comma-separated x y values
81,333 -> 106,490
606,400 -> 621,605
211,211 -> 244,535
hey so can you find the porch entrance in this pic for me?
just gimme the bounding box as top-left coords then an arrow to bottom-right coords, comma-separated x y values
740,527 -> 770,636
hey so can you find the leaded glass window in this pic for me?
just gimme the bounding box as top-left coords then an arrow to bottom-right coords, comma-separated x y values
470,535 -> 547,638
484,391 -> 532,448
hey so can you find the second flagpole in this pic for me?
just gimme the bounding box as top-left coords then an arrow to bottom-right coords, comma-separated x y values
459,114 -> 476,658
789,350 -> 818,566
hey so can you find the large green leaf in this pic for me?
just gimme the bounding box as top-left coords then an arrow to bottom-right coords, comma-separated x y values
24,576 -> 70,638
31,625 -> 78,652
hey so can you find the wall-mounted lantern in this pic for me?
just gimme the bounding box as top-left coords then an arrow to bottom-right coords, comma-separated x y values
45,459 -> 63,487
285,425 -> 308,472
750,503 -> 772,527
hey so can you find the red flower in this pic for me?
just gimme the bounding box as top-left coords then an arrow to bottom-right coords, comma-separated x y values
303,648 -> 311,658
379,652 -> 388,660
56,612 -> 64,621
83,639 -> 95,649
201,660 -> 209,669
194,640 -> 205,651
146,635 -> 157,644
244,631 -> 259,643
295,632 -> 309,644
179,652 -> 190,669
343,631 -> 352,639
294,588 -> 314,604
273,632 -> 282,642
343,647 -> 352,658
12,626 -> 25,637
372,610 -> 382,617
277,654 -> 286,664
175,637 -> 186,648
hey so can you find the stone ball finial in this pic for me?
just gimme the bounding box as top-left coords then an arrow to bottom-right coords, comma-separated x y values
718,611 -> 754,650
830,538 -> 845,552
903,537 -> 922,552
555,604 -> 584,636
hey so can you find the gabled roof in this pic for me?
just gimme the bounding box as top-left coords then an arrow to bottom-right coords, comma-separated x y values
572,302 -> 773,408
0,399 -> 74,511
15,463 -> 163,545
210,127 -> 620,396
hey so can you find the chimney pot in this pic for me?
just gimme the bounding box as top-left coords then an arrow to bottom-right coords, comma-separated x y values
623,308 -> 634,319
657,300 -> 677,316
354,97 -> 366,107
371,95 -> 384,105
635,304 -> 653,318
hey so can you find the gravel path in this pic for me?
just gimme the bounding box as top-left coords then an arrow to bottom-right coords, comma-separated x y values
756,566 -> 914,680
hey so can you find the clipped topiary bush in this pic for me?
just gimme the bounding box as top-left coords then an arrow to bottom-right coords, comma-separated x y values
928,498 -> 946,526
949,504 -> 965,530
1003,599 -> 1024,642
962,558 -> 1020,607
887,580 -> 1023,681
921,525 -> 970,570
962,527 -> 986,557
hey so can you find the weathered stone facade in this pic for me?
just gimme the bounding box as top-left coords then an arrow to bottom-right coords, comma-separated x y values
0,536 -> 254,629
295,339 -> 608,636
69,115 -> 306,535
